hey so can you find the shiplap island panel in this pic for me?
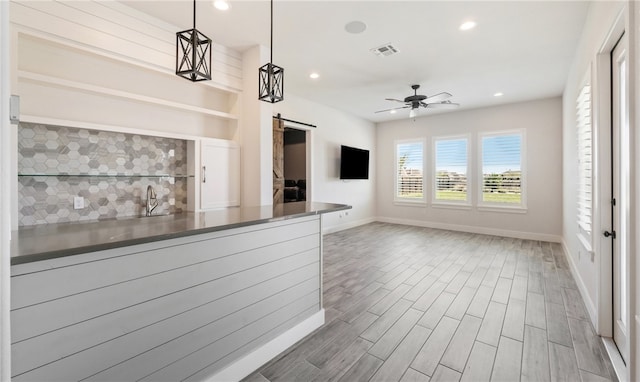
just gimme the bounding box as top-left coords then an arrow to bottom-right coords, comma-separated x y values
10,202 -> 349,381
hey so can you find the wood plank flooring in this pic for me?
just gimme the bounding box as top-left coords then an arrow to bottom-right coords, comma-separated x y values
242,223 -> 617,382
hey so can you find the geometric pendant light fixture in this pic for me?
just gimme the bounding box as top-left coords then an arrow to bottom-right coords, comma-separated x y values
258,0 -> 284,103
176,0 -> 212,82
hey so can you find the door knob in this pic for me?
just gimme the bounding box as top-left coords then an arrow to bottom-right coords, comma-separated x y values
604,230 -> 616,239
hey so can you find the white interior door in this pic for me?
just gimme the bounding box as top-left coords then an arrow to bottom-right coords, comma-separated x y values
611,33 -> 629,364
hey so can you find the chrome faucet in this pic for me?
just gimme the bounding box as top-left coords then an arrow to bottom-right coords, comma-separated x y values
146,185 -> 158,217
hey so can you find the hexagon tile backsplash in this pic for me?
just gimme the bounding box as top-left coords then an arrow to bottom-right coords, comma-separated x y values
18,122 -> 189,226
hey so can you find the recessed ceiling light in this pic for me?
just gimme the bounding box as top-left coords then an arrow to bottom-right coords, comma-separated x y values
213,0 -> 230,11
309,72 -> 319,79
390,110 -> 397,114
494,92 -> 504,97
345,21 -> 367,34
459,21 -> 477,31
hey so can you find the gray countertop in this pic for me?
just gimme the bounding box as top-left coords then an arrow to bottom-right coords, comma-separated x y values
11,201 -> 351,265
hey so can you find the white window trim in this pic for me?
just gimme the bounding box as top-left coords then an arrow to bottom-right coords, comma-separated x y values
477,129 -> 527,211
431,134 -> 471,207
394,138 -> 427,205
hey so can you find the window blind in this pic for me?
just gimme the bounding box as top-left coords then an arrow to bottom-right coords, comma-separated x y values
481,133 -> 522,204
576,84 -> 592,234
396,141 -> 424,199
434,138 -> 468,202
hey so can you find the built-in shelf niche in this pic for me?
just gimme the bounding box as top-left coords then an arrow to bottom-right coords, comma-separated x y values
16,33 -> 239,140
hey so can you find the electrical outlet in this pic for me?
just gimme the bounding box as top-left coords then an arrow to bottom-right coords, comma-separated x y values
73,196 -> 84,210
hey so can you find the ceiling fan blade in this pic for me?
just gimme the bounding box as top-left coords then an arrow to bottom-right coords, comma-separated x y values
425,92 -> 452,103
375,106 -> 410,113
385,98 -> 407,104
426,102 -> 460,109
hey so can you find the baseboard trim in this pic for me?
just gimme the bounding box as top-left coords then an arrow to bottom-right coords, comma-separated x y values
602,337 -> 627,382
376,216 -> 562,243
323,217 -> 376,234
561,239 -> 598,327
205,309 -> 325,382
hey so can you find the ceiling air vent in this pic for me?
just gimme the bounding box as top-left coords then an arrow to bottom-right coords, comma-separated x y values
370,43 -> 399,57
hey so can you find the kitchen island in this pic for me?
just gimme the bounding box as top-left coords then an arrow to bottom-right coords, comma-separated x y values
10,202 -> 349,382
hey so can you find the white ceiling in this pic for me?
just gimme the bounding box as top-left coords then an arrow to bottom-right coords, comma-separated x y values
123,0 -> 590,123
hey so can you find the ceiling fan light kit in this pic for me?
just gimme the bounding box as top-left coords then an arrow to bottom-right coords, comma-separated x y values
259,0 -> 285,103
175,0 -> 212,82
375,84 -> 459,118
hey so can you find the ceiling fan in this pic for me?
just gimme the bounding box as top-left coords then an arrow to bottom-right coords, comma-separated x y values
376,84 -> 459,118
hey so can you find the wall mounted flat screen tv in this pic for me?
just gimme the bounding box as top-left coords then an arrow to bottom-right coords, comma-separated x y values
340,145 -> 370,180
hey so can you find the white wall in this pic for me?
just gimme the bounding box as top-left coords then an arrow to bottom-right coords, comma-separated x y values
274,94 -> 377,232
376,97 -> 563,242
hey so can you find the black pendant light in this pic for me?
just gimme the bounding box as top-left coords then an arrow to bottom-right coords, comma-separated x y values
259,0 -> 284,103
176,0 -> 212,82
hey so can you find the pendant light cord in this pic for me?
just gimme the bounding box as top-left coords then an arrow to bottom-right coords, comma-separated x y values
270,0 -> 273,64
193,0 -> 196,29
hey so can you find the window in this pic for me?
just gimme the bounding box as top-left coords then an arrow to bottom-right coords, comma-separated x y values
433,136 -> 469,204
479,131 -> 525,207
395,140 -> 424,202
576,81 -> 592,242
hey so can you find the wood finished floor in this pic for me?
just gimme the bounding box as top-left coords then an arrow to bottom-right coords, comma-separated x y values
243,222 -> 617,382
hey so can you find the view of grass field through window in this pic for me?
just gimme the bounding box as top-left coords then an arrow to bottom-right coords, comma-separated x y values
396,133 -> 522,204
396,141 -> 424,199
481,133 -> 522,204
435,138 -> 467,202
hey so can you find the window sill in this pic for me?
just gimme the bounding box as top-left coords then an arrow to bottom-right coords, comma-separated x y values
577,233 -> 593,253
477,205 -> 528,214
394,199 -> 427,207
431,202 -> 472,211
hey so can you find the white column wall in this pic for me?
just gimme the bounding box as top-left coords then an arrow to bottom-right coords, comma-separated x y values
240,45 -> 273,207
1,1 -> 12,379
